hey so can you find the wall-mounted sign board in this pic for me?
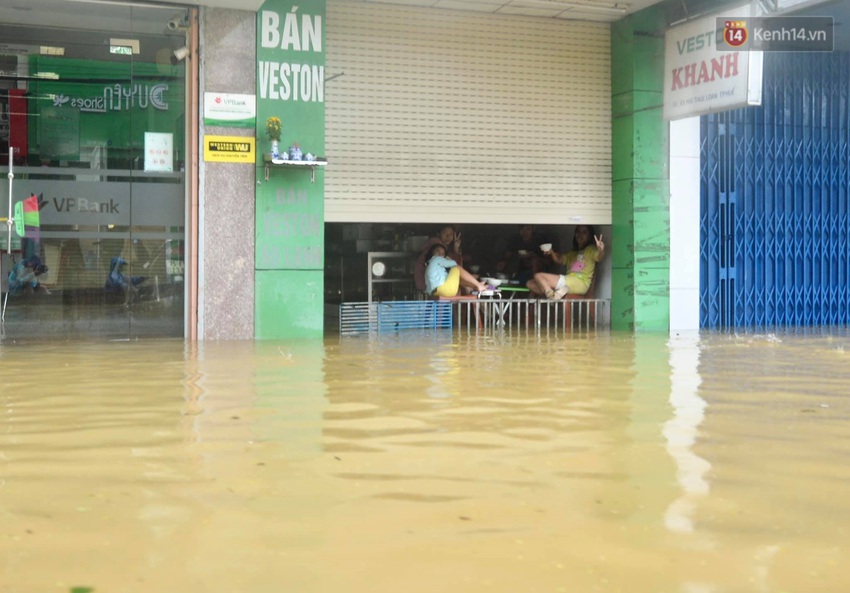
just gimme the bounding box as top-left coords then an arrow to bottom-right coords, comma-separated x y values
204,135 -> 255,163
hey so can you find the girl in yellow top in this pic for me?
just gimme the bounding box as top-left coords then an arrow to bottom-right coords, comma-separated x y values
527,225 -> 605,299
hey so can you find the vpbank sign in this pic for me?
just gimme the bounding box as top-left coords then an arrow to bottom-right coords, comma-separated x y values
204,92 -> 256,128
663,5 -> 763,120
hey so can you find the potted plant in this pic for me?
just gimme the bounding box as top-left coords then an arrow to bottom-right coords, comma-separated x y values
266,116 -> 282,158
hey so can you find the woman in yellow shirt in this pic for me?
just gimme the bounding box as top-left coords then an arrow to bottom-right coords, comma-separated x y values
527,225 -> 605,299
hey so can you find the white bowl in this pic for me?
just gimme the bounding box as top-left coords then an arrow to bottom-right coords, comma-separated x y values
539,243 -> 553,252
481,277 -> 504,287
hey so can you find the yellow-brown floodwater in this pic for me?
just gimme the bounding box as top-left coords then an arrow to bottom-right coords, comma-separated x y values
1,330 -> 848,593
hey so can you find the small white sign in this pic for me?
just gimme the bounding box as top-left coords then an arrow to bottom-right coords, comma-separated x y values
663,4 -> 763,120
144,132 -> 173,172
0,43 -> 37,55
203,92 -> 256,128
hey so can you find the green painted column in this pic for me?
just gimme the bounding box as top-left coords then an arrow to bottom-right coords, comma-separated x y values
255,0 -> 326,339
611,7 -> 670,332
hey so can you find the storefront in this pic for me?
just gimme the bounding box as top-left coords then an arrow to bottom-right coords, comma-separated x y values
3,0 -> 676,341
1,1 -> 189,339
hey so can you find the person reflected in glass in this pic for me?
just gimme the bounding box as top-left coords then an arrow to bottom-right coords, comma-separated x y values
425,244 -> 488,297
8,255 -> 51,295
104,256 -> 145,294
527,225 -> 605,299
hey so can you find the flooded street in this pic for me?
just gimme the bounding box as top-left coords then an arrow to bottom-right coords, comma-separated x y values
1,331 -> 849,593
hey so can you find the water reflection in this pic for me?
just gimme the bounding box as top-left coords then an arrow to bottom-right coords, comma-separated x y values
1,331 -> 849,593
663,334 -> 710,536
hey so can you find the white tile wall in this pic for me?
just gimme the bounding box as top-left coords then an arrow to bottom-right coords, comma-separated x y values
669,117 -> 701,333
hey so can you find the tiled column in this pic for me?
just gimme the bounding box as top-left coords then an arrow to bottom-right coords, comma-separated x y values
611,8 -> 670,332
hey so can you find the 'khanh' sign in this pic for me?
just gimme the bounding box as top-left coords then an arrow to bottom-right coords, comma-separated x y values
663,5 -> 763,120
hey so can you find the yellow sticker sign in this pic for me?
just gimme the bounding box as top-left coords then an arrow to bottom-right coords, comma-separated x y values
203,135 -> 255,163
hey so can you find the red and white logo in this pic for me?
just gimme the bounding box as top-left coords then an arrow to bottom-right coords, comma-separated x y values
723,20 -> 748,48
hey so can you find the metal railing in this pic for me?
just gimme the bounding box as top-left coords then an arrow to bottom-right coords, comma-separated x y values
339,298 -> 610,335
339,300 -> 453,335
450,297 -> 610,333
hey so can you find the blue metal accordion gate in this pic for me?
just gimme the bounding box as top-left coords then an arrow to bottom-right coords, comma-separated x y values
700,52 -> 850,329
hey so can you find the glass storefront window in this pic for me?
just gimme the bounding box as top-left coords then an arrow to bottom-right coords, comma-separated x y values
1,1 -> 187,339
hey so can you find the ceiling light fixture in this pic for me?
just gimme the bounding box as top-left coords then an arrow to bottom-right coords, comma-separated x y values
110,38 -> 140,55
571,3 -> 627,13
62,0 -> 168,7
519,0 -> 627,14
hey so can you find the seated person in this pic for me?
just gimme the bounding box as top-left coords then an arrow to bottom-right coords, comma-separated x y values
527,225 -> 605,299
496,224 -> 553,284
104,256 -> 145,293
424,244 -> 487,297
415,224 -> 465,292
7,255 -> 51,295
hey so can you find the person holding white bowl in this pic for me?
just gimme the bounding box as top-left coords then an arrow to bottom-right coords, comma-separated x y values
495,224 -> 553,284
527,225 -> 605,300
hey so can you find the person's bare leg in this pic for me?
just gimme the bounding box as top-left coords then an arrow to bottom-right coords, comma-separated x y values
532,272 -> 560,297
526,278 -> 544,296
458,267 -> 486,292
552,280 -> 571,299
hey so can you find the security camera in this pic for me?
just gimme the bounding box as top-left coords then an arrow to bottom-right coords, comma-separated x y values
167,14 -> 188,30
171,46 -> 190,64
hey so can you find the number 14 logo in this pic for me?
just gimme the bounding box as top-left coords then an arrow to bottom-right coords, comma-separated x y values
724,20 -> 748,48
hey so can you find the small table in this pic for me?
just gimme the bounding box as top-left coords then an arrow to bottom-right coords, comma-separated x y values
482,286 -> 531,327
498,286 -> 531,299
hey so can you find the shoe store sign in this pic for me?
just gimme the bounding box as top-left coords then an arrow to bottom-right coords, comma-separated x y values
255,0 -> 326,160
254,0 -> 326,273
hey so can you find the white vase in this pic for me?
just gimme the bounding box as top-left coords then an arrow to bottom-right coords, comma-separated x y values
271,139 -> 280,159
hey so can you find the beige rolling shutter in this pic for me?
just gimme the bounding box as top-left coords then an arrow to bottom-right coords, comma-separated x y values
325,2 -> 611,225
